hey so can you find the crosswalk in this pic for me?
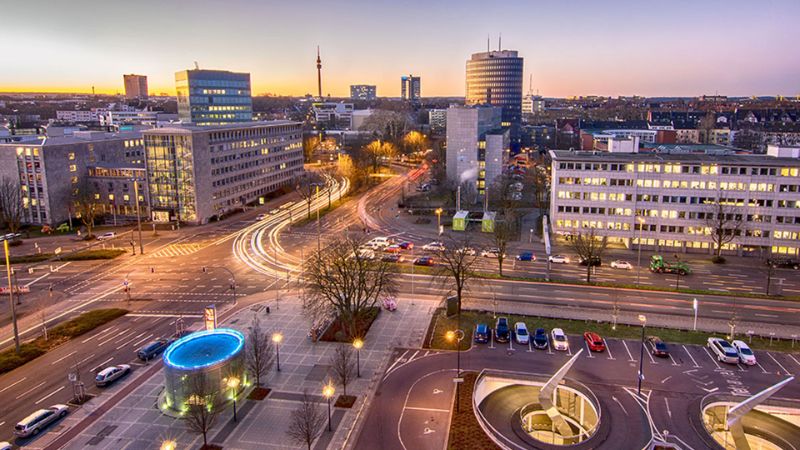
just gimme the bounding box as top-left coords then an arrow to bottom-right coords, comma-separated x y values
149,243 -> 205,258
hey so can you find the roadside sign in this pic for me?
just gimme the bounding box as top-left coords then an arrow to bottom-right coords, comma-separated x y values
54,247 -> 62,255
453,377 -> 464,383
204,304 -> 217,331
68,373 -> 77,382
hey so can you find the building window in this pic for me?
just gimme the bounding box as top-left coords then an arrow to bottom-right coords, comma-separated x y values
69,164 -> 77,172
68,152 -> 75,160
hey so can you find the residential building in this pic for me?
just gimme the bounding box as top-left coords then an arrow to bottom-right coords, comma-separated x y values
312,102 -> 354,130
428,109 -> 447,133
465,50 -> 523,150
522,94 -> 545,114
549,149 -> 800,257
350,85 -> 377,101
99,110 -> 178,127
352,109 -> 374,131
123,74 -> 149,100
56,109 -> 106,123
143,121 -> 303,224
446,105 -> 508,194
400,75 -> 421,103
0,131 -> 148,225
175,69 -> 253,125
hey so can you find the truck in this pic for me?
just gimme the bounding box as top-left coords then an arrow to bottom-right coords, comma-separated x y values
649,255 -> 691,275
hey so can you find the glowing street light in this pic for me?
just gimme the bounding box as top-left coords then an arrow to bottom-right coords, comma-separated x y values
160,440 -> 176,450
353,338 -> 364,378
637,314 -> 647,396
322,381 -> 336,431
636,216 -> 646,287
227,376 -> 240,422
445,329 -> 465,412
435,208 -> 443,229
272,332 -> 283,372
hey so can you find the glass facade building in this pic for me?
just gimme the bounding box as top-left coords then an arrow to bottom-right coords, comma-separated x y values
176,69 -> 253,126
466,50 -> 524,150
400,75 -> 421,103
144,132 -> 198,223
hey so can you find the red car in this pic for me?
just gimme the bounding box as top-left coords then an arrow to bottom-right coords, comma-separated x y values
583,332 -> 606,352
384,244 -> 402,253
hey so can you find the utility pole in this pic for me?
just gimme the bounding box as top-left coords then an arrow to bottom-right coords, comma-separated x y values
4,239 -> 20,353
134,179 -> 144,255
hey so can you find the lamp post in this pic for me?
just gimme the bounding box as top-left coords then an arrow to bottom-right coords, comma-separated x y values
636,216 -> 646,287
435,208 -> 443,229
227,376 -> 240,422
272,332 -> 283,372
133,178 -> 144,255
637,314 -> 647,396
353,338 -> 364,378
3,238 -> 20,353
692,298 -> 698,331
445,329 -> 465,412
322,382 -> 335,432
160,440 -> 176,450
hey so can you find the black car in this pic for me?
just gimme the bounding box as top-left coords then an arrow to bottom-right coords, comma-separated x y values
646,336 -> 670,357
381,254 -> 403,263
474,324 -> 489,344
767,258 -> 800,270
533,328 -> 548,349
579,256 -> 602,267
137,339 -> 169,361
495,317 -> 510,343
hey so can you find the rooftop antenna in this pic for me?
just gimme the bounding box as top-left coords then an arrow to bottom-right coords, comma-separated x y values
194,61 -> 199,70
528,74 -> 533,95
316,46 -> 323,100
487,34 -> 490,53
498,33 -> 502,51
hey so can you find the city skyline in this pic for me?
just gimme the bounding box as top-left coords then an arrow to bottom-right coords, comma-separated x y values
2,0 -> 799,98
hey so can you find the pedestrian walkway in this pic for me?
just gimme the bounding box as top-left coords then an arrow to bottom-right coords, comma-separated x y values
149,243 -> 205,258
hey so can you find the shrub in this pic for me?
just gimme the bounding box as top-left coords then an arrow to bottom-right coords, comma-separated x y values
711,256 -> 727,264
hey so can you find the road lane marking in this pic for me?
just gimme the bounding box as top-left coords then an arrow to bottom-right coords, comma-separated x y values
611,396 -> 628,416
702,347 -> 722,370
74,353 -> 96,368
35,386 -> 66,405
767,353 -> 792,376
0,377 -> 26,393
683,345 -> 700,368
90,357 -> 114,373
81,326 -> 118,344
132,333 -> 154,348
664,398 -> 672,418
24,271 -> 51,287
404,406 -> 450,413
97,328 -> 130,346
661,376 -> 672,384
50,350 -> 78,366
16,381 -> 46,399
622,340 -> 635,362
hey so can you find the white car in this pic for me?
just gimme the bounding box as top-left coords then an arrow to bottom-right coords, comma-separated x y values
732,340 -> 757,366
548,254 -> 570,264
551,328 -> 569,351
14,404 -> 69,437
610,260 -> 633,270
351,248 -> 375,260
95,364 -> 131,387
368,237 -> 392,248
707,337 -> 739,364
456,247 -> 477,256
422,241 -> 446,251
97,231 -> 116,241
514,322 -> 529,345
481,248 -> 506,258
256,213 -> 269,221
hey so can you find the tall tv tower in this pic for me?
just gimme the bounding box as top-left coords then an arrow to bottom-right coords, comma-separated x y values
316,46 -> 322,100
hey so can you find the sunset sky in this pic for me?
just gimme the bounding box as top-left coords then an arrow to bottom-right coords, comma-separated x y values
2,0 -> 799,97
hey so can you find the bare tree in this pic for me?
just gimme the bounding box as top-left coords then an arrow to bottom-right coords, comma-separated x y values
703,200 -> 746,260
568,229 -> 609,283
330,344 -> 356,397
246,315 -> 275,387
432,235 -> 481,334
303,237 -> 396,340
492,214 -> 517,277
303,134 -> 320,162
73,179 -> 100,238
296,171 -> 325,220
363,140 -> 397,174
0,176 -> 24,235
286,391 -> 326,450
184,376 -> 223,448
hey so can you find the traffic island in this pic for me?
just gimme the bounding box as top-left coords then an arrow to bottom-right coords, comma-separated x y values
334,394 -> 357,408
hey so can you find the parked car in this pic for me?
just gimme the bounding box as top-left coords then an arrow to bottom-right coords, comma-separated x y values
533,328 -> 548,349
422,241 -> 445,251
413,256 -> 435,266
474,324 -> 490,344
514,322 -> 529,344
97,232 -> 116,241
481,248 -> 506,258
495,317 -> 510,343
707,337 -> 739,364
548,254 -> 570,264
398,241 -> 415,250
579,256 -> 602,267
516,252 -> 536,261
610,260 -> 633,270
456,247 -> 477,256
381,254 -> 404,263
95,364 -> 131,387
732,340 -> 757,365
14,404 -> 69,438
354,248 -> 376,260
416,183 -> 431,192
551,328 -> 569,351
137,339 -> 169,361
646,336 -> 670,357
368,237 -> 392,248
583,332 -> 606,352
767,258 -> 800,270
384,244 -> 402,253
256,213 -> 269,220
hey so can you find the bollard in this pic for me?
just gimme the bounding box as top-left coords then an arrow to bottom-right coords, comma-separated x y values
266,306 -> 271,314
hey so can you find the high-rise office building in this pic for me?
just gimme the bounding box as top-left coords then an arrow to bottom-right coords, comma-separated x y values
123,74 -> 149,100
350,85 -> 377,101
465,50 -> 523,150
401,75 -> 421,103
446,105 -> 508,194
175,69 -> 253,126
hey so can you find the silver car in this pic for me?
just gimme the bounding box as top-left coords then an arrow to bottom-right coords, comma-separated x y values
14,404 -> 69,437
95,364 -> 131,387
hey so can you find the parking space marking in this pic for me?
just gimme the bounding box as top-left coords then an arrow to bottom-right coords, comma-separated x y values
604,339 -> 615,360
508,340 -> 514,351
767,353 -> 793,376
646,348 -> 658,365
702,347 -> 722,370
622,340 -> 635,362
683,345 -> 700,368
489,333 -> 495,349
786,354 -> 800,368
668,354 -> 679,366
584,342 -> 595,358
756,362 -> 769,374
736,363 -> 745,372
527,341 -> 533,353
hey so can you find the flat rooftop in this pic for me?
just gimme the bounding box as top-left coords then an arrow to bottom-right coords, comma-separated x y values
550,150 -> 800,166
143,120 -> 300,134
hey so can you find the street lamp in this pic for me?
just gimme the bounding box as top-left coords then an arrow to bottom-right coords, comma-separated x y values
322,381 -> 335,432
637,314 -> 647,396
272,332 -> 283,372
445,329 -> 465,412
160,440 -> 176,450
435,208 -> 443,229
636,216 -> 646,287
353,338 -> 364,378
692,298 -> 698,331
227,376 -> 240,422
